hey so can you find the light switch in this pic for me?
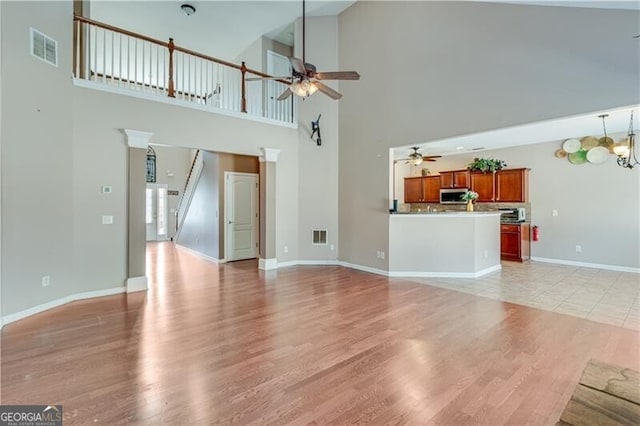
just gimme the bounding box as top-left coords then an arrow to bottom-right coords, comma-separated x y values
552,209 -> 558,217
102,215 -> 114,225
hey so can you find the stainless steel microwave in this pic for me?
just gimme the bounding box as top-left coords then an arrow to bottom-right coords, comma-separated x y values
440,188 -> 468,204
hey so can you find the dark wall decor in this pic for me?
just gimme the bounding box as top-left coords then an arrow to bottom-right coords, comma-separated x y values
146,146 -> 156,183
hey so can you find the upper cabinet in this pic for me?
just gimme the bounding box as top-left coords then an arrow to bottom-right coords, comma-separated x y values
405,168 -> 529,204
495,168 -> 529,202
404,176 -> 440,203
470,172 -> 495,202
470,168 -> 529,202
422,176 -> 441,203
404,177 -> 423,203
440,170 -> 469,189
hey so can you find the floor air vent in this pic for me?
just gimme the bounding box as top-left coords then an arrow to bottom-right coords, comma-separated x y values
312,229 -> 328,245
31,28 -> 57,67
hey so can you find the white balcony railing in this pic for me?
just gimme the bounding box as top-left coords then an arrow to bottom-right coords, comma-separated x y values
73,15 -> 295,125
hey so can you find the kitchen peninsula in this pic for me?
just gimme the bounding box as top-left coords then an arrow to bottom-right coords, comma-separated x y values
388,211 -> 502,277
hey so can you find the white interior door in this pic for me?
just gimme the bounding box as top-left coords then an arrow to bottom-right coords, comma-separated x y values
225,173 -> 258,261
146,184 -> 168,241
266,50 -> 292,121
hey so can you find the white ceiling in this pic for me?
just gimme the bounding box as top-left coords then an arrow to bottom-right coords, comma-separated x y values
89,1 -> 637,63
392,105 -> 640,159
89,1 -> 355,62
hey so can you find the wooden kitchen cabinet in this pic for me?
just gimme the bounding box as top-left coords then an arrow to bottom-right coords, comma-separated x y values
404,176 -> 440,203
469,168 -> 530,202
470,172 -> 495,202
500,223 -> 530,262
404,177 -> 423,203
496,168 -> 529,202
422,176 -> 441,202
440,170 -> 469,189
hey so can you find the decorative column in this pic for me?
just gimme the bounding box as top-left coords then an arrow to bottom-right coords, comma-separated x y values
258,148 -> 280,270
123,129 -> 153,292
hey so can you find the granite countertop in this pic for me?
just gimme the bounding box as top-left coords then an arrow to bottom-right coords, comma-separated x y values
391,211 -> 502,217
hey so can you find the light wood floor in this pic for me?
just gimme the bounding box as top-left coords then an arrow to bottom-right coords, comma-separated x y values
2,242 -> 638,425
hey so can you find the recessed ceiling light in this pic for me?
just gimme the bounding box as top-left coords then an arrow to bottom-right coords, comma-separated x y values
456,146 -> 464,150
181,4 -> 196,16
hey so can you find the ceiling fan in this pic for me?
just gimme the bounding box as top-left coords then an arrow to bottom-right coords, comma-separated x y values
402,147 -> 442,166
247,0 -> 360,100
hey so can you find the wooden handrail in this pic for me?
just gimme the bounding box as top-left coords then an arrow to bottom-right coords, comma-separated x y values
73,15 -> 168,47
73,14 -> 290,85
184,150 -> 201,195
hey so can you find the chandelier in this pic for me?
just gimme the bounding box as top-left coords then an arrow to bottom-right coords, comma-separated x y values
612,111 -> 639,169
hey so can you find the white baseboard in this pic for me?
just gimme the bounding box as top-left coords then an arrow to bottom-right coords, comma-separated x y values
2,286 -> 125,326
337,261 -> 390,277
278,260 -> 339,268
531,257 -> 640,274
126,276 -> 148,293
388,263 -> 502,278
175,244 -> 225,263
259,258 -> 278,270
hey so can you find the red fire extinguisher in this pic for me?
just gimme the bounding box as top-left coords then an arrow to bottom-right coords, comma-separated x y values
532,225 -> 540,242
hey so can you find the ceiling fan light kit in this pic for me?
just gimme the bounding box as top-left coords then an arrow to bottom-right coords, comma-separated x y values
291,79 -> 318,97
404,147 -> 441,165
249,0 -> 360,101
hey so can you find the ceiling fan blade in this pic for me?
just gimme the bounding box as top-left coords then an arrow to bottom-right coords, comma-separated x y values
314,71 -> 360,81
423,155 -> 442,159
246,76 -> 292,82
277,87 -> 293,101
314,81 -> 342,100
289,57 -> 306,75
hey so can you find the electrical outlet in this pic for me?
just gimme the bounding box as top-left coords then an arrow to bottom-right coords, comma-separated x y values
102,215 -> 114,225
576,245 -> 582,253
330,244 -> 335,251
42,276 -> 50,287
484,249 -> 488,259
552,209 -> 558,217
101,186 -> 112,194
284,246 -> 289,253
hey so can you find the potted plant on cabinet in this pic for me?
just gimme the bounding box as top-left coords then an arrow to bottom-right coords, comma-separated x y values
467,158 -> 507,173
461,191 -> 479,212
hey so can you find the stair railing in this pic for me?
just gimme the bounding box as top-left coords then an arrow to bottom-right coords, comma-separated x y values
175,150 -> 203,239
72,15 -> 294,124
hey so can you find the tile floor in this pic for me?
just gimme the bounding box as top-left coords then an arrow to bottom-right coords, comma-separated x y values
404,261 -> 640,330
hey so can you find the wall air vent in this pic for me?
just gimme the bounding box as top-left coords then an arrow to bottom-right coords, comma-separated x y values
312,229 -> 328,245
30,28 -> 58,67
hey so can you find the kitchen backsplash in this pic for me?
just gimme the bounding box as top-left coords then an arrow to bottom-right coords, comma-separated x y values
405,202 -> 531,220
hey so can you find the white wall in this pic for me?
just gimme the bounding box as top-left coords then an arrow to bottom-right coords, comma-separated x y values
2,1 -> 76,314
338,1 -> 640,271
176,151 -> 221,259
295,16 -> 340,261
